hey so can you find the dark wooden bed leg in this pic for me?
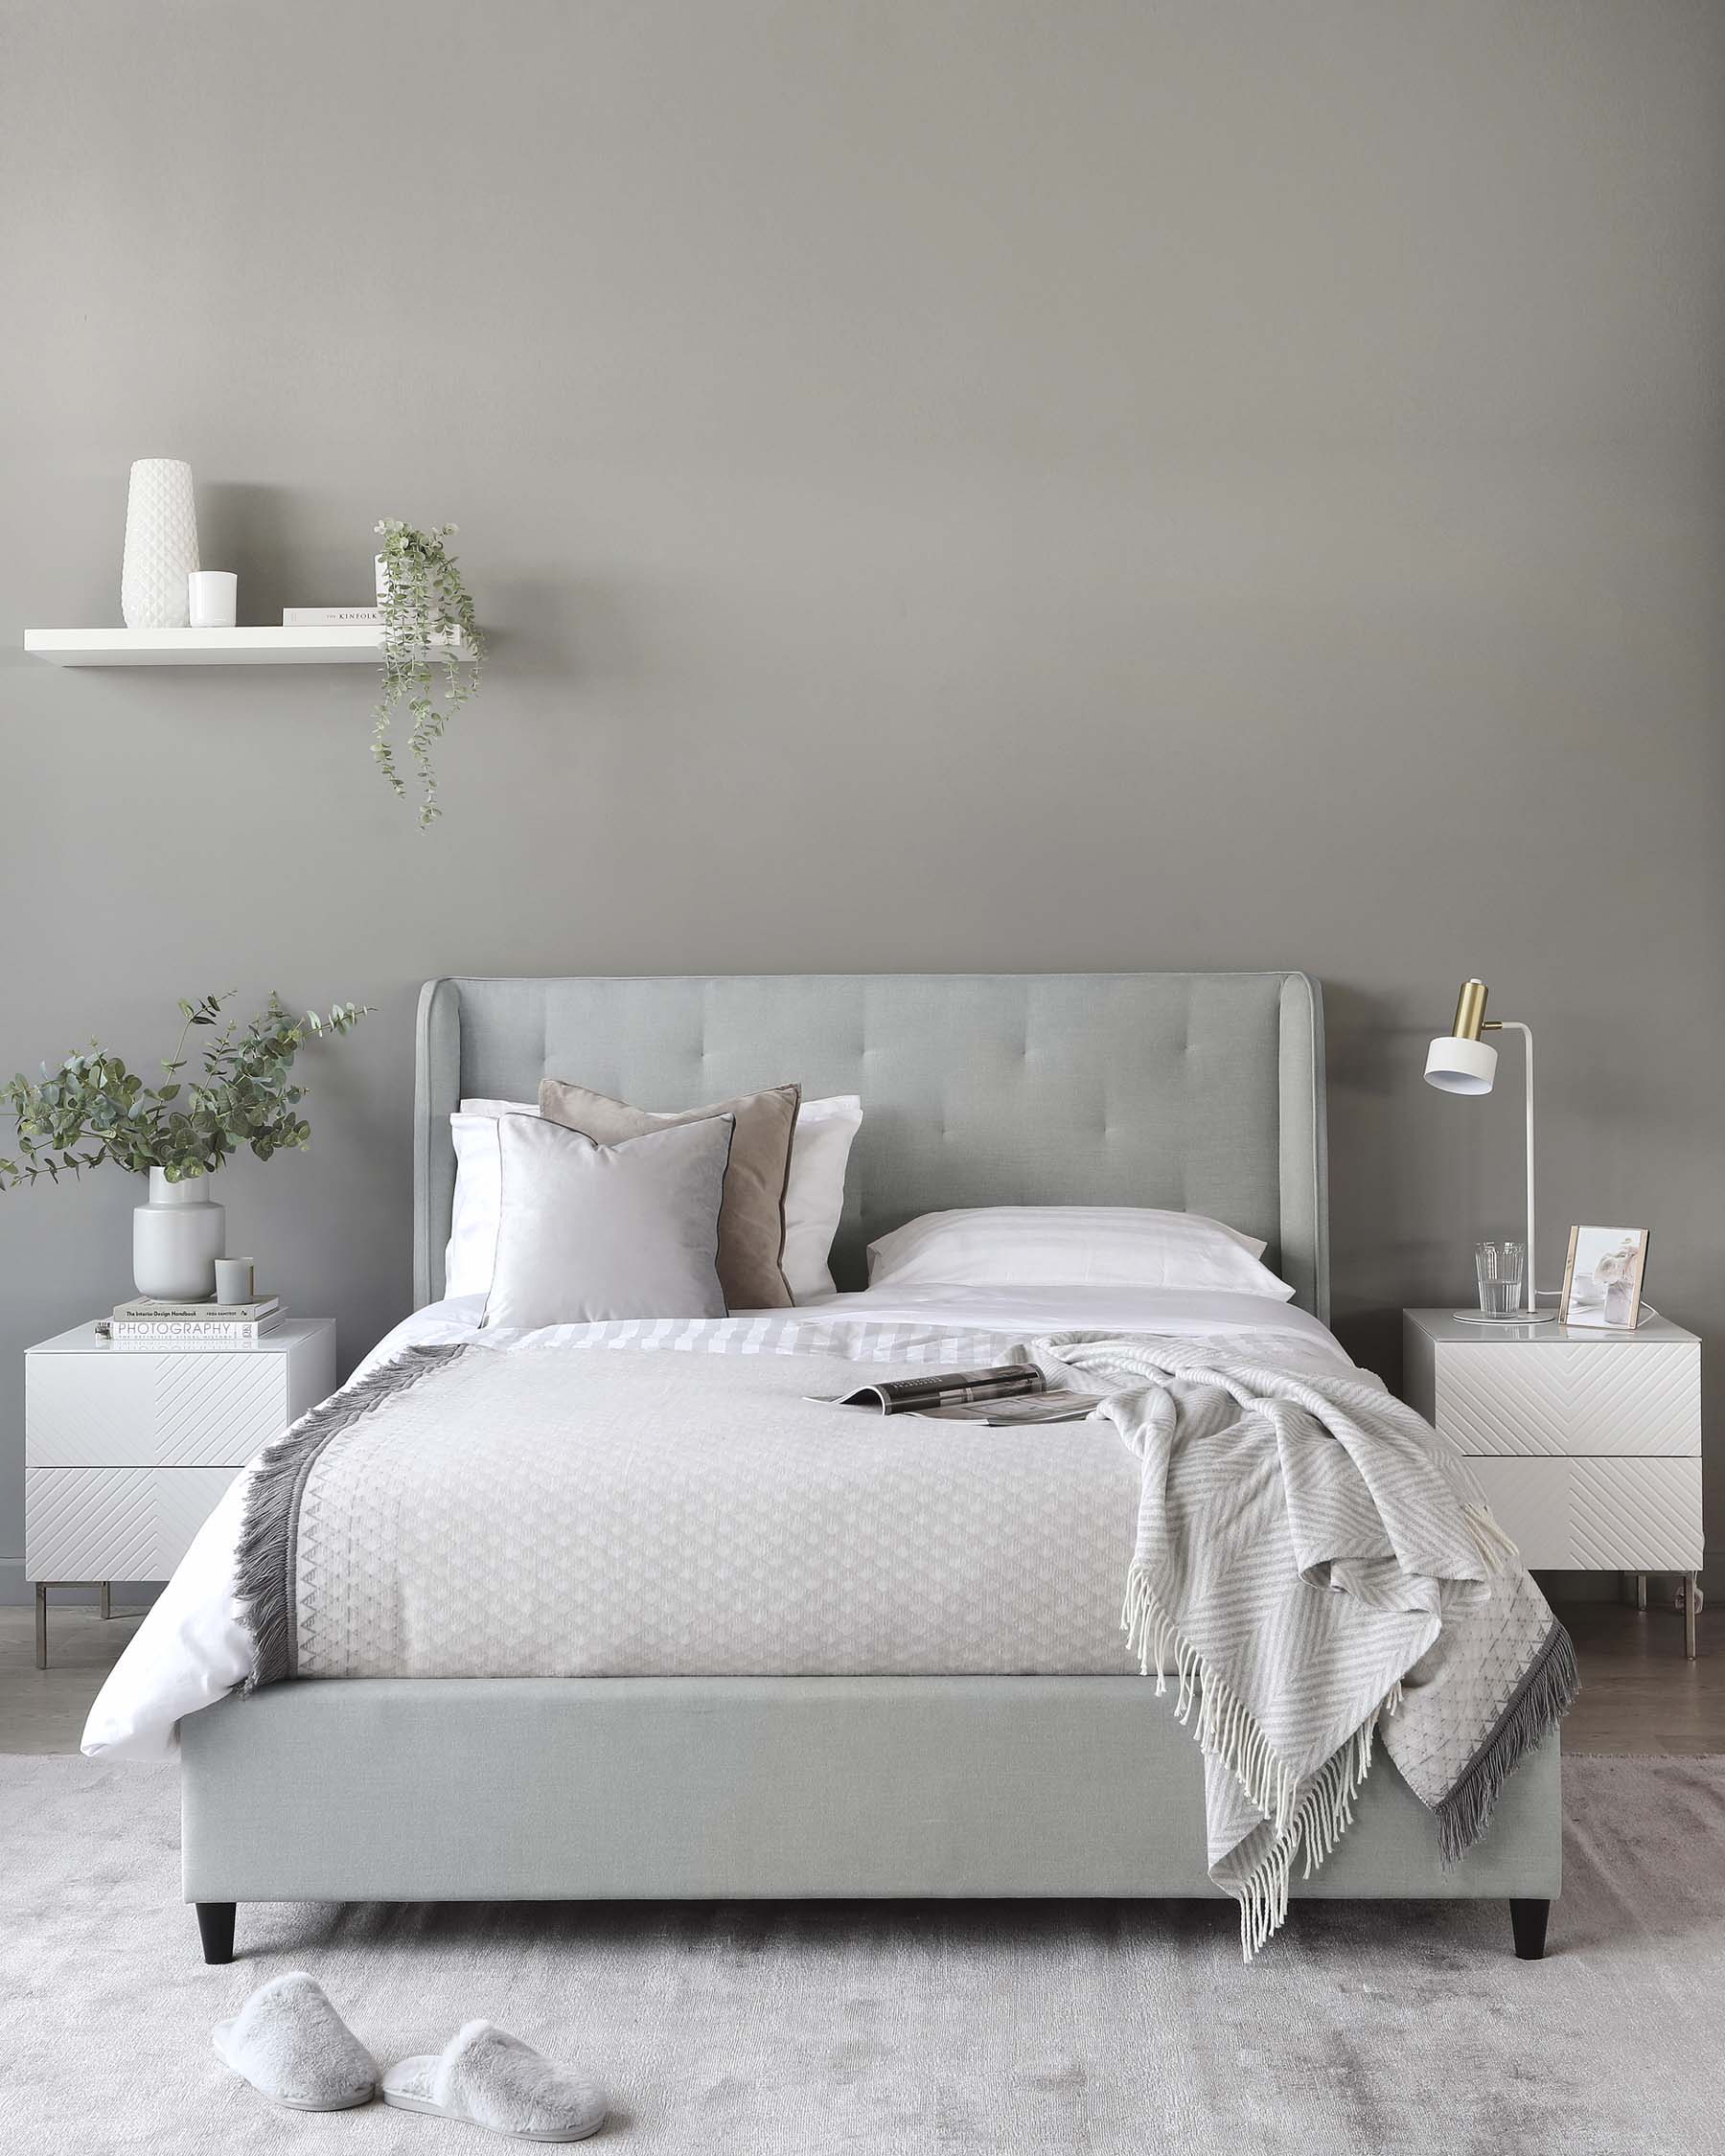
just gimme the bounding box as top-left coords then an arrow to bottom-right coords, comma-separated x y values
1510,1898 -> 1549,1961
196,1902 -> 236,1965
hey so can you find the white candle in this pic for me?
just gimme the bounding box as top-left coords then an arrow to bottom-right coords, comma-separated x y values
188,570 -> 237,628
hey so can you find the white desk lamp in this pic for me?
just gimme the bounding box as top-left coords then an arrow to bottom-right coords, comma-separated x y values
1424,977 -> 1555,1323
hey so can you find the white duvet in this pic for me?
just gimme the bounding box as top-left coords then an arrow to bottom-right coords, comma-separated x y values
82,1284 -> 1355,1762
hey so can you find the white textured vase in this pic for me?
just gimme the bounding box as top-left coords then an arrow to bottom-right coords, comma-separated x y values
132,1168 -> 225,1300
121,459 -> 200,629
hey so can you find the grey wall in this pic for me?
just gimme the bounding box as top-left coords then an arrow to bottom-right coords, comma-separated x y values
4,0 -> 1723,1596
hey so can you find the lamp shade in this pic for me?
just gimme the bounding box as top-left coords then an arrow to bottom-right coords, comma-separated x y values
1425,1034 -> 1497,1094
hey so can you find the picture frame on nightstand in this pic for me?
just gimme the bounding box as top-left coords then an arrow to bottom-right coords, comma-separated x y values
1559,1225 -> 1649,1330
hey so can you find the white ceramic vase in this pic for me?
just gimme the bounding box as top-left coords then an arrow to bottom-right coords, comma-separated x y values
121,459 -> 200,629
132,1168 -> 225,1300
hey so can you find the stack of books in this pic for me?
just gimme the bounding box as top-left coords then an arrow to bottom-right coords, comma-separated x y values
282,606 -> 378,627
103,1296 -> 285,1347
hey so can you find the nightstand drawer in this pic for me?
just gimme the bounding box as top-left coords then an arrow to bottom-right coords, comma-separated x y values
1406,1328 -> 1708,1466
1470,1456 -> 1704,1571
24,1465 -> 242,1577
26,1350 -> 290,1466
1418,1338 -> 1700,1458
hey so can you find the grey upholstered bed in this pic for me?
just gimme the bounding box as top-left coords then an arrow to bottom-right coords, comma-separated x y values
178,973 -> 1559,1963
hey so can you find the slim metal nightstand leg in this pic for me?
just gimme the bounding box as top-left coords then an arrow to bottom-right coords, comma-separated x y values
99,1581 -> 111,1621
34,1582 -> 47,1670
1636,1572 -> 1647,1612
1685,1573 -> 1698,1660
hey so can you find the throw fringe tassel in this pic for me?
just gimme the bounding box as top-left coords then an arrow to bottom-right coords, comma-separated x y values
234,1343 -> 470,1691
1463,1502 -> 1523,1576
1122,1566 -> 1399,1960
1433,1617 -> 1579,1865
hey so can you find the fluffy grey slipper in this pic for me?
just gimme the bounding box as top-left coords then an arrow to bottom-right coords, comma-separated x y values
382,2020 -> 607,2142
212,1971 -> 378,2112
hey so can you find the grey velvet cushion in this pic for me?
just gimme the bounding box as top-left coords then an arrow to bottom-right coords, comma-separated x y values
482,1113 -> 733,1330
539,1077 -> 800,1311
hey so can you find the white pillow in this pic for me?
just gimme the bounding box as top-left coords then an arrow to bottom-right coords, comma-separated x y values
781,1093 -> 862,1302
446,1092 -> 862,1306
865,1205 -> 1294,1300
445,1098 -> 537,1299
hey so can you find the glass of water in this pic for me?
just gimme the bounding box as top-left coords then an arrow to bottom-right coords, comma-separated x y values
1475,1241 -> 1526,1317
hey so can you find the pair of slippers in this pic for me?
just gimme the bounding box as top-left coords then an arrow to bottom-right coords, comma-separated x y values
213,1972 -> 606,2142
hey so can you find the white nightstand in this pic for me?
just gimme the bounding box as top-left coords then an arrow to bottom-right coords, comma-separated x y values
1402,1308 -> 1704,1656
25,1318 -> 336,1667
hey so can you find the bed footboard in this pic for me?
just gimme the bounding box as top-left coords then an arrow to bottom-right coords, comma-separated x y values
181,1675 -> 1562,1958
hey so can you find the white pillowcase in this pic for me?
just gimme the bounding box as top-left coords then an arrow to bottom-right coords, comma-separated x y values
865,1205 -> 1295,1301
779,1093 -> 862,1301
445,1098 -> 537,1300
446,1092 -> 862,1306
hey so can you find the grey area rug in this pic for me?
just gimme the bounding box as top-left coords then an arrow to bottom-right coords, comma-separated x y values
2,1755 -> 1720,2156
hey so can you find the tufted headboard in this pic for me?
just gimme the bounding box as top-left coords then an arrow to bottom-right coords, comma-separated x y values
413,972 -> 1330,1320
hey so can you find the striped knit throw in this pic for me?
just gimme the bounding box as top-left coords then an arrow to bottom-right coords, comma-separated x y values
1030,1336 -> 1576,1960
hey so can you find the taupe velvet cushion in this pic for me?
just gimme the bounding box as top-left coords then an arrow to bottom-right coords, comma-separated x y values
482,1113 -> 733,1330
539,1077 -> 800,1310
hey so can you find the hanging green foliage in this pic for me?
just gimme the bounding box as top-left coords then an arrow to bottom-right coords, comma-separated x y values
373,518 -> 484,828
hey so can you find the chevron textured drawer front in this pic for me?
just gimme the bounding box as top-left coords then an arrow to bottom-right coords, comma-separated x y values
1433,1342 -> 1699,1459
24,1353 -> 156,1466
24,1465 -> 245,1576
27,1349 -> 291,1466
25,1319 -> 336,1600
153,1354 -> 289,1463
24,1467 -> 155,1578
1468,1457 -> 1704,1571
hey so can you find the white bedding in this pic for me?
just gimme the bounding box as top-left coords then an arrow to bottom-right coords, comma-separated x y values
82,1285 -> 1356,1762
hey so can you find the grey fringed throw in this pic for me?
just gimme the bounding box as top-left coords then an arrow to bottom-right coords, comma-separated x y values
1030,1335 -> 1577,1957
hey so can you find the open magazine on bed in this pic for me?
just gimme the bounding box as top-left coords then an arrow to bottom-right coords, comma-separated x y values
815,1365 -> 1097,1423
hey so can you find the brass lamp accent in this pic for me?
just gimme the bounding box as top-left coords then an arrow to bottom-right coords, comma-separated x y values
1424,978 -> 1552,1321
1451,977 -> 1492,1043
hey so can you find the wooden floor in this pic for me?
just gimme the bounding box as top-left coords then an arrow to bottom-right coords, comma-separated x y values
2,1596 -> 1719,1756
1551,1597 -> 1723,1755
0,1602 -> 148,1755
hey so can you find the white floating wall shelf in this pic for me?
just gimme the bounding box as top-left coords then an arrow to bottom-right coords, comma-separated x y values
23,628 -> 472,669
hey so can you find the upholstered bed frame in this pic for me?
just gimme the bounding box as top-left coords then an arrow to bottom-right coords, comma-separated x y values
179,974 -> 1559,1964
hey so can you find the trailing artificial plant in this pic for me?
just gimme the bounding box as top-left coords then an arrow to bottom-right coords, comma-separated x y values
0,992 -> 370,1189
373,518 -> 484,827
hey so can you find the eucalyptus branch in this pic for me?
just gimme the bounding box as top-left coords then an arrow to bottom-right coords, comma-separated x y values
0,993 -> 370,1190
